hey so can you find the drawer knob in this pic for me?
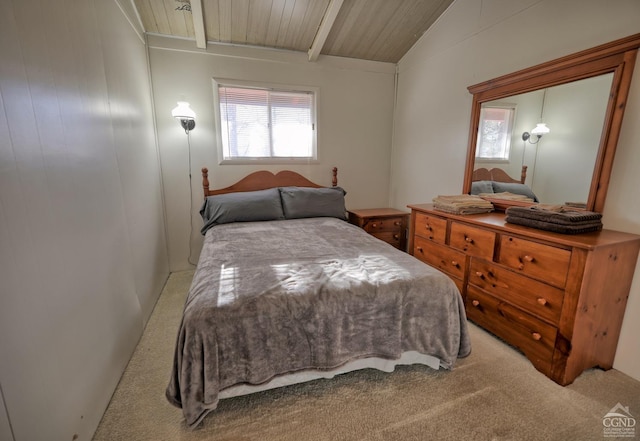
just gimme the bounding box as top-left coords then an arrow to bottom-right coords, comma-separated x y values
394,221 -> 401,226
475,271 -> 484,279
471,300 -> 480,307
416,246 -> 423,253
425,224 -> 432,231
451,260 -> 459,268
519,255 -> 535,269
465,236 -> 474,244
531,332 -> 542,341
393,234 -> 399,240
537,298 -> 548,306
372,223 -> 378,228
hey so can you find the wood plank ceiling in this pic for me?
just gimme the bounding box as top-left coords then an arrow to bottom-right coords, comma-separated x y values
133,0 -> 454,63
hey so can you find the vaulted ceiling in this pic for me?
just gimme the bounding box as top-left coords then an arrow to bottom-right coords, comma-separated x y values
132,0 -> 454,63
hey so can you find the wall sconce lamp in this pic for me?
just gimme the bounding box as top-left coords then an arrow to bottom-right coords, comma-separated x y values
171,101 -> 196,134
522,123 -> 550,144
172,101 -> 197,265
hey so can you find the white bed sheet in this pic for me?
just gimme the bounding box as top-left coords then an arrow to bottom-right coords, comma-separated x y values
219,351 -> 441,399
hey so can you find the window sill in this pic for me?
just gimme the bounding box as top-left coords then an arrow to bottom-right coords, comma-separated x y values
219,157 -> 320,165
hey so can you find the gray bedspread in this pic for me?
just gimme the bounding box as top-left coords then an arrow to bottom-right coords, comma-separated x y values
166,217 -> 471,428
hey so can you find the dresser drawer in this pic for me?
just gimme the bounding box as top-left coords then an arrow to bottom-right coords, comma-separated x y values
414,213 -> 447,244
363,216 -> 404,234
499,235 -> 571,288
450,222 -> 495,260
451,277 -> 464,296
414,236 -> 466,280
468,258 -> 564,325
466,286 -> 556,374
372,231 -> 404,248
349,209 -> 409,252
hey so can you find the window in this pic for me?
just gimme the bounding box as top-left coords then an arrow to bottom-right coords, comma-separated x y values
475,105 -> 516,161
214,80 -> 317,163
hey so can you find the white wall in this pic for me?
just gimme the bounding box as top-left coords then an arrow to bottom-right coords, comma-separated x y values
0,1 -> 169,440
148,36 -> 397,271
391,0 -> 640,380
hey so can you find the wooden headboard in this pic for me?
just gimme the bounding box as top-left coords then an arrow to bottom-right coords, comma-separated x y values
202,167 -> 338,198
472,165 -> 527,184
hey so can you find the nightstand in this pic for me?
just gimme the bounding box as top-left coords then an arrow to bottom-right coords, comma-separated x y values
348,208 -> 409,251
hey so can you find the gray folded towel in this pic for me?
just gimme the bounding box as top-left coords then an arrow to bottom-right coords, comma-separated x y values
506,206 -> 602,225
505,216 -> 603,234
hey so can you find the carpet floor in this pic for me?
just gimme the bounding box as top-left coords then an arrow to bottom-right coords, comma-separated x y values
93,270 -> 640,441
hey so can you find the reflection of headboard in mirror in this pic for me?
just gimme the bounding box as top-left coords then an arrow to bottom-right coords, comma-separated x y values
462,33 -> 640,213
472,166 -> 527,184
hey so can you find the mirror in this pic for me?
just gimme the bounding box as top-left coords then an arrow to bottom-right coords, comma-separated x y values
463,33 -> 640,212
477,73 -> 613,206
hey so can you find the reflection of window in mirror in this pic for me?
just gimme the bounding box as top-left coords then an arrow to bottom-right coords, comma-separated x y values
475,105 -> 516,162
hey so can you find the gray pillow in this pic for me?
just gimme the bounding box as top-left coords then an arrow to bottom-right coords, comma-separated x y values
279,186 -> 347,220
491,182 -> 539,202
471,180 -> 494,195
199,188 -> 285,234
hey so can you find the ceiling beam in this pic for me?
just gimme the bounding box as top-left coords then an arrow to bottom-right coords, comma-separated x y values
190,0 -> 207,49
308,0 -> 344,62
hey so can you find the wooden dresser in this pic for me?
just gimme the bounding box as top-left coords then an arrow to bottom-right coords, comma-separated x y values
408,203 -> 640,385
348,208 -> 409,251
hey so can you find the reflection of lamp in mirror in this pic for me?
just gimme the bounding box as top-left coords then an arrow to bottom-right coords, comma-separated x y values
522,122 -> 550,189
522,88 -> 550,144
522,123 -> 550,144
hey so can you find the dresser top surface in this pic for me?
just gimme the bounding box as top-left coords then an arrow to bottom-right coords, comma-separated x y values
408,203 -> 640,250
348,208 -> 409,218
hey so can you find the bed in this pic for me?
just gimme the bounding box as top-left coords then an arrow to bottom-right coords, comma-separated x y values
166,167 -> 471,428
472,165 -> 528,184
471,165 -> 539,209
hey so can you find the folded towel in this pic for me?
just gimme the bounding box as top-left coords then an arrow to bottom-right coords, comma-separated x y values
505,216 -> 603,234
434,194 -> 494,206
433,194 -> 493,215
433,204 -> 494,215
480,192 -> 534,202
535,204 -> 564,212
506,206 -> 602,225
564,201 -> 588,209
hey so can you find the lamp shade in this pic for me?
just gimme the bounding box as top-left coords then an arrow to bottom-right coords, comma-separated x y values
531,123 -> 550,135
171,101 -> 196,120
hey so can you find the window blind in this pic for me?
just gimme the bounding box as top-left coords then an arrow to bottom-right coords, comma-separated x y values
218,86 -> 315,159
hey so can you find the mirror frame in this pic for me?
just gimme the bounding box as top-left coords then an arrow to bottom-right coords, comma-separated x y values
463,33 -> 640,213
